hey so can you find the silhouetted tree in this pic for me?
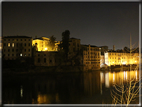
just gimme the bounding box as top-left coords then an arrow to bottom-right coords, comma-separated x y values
62,30 -> 70,60
49,35 -> 56,50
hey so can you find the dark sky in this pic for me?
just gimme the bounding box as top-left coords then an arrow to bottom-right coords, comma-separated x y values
2,2 -> 139,49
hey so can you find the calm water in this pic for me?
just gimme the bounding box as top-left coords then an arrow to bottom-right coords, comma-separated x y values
2,70 -> 139,104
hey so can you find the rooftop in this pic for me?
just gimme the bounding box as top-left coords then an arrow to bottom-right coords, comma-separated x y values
3,36 -> 32,38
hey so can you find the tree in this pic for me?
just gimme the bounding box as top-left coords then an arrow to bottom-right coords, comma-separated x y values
62,30 -> 70,60
49,35 -> 56,50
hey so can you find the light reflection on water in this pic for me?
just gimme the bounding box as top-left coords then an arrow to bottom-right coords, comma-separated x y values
3,70 -> 139,104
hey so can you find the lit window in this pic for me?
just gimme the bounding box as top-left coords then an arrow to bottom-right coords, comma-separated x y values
20,53 -> 22,56
25,54 -> 26,56
8,43 -> 10,47
12,43 -> 14,47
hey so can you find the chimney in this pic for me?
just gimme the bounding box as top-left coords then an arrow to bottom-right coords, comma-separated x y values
113,45 -> 115,51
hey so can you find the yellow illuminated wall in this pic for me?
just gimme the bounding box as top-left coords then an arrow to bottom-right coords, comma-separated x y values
105,52 -> 139,66
32,37 -> 60,51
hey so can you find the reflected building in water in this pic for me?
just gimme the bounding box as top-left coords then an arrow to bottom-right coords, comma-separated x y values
100,70 -> 139,88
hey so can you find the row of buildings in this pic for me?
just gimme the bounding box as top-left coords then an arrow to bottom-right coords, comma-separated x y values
1,35 -> 140,70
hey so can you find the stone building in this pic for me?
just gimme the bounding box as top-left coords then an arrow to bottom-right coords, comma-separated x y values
2,36 -> 32,60
34,51 -> 61,66
32,37 -> 60,52
104,50 -> 139,66
81,44 -> 101,70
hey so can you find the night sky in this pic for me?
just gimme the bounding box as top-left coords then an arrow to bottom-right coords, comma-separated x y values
2,2 -> 139,49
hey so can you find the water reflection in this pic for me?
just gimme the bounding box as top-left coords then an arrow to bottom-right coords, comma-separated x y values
3,70 -> 139,104
100,70 -> 139,88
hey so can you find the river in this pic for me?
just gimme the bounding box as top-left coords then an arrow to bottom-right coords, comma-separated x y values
2,70 -> 140,104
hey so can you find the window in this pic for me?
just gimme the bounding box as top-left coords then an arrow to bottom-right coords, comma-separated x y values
25,39 -> 26,41
8,43 -> 10,47
38,58 -> 40,63
17,39 -> 18,41
16,54 -> 18,56
21,43 -> 22,46
29,43 -> 30,46
25,54 -> 26,56
29,39 -> 30,41
4,43 -> 6,46
12,54 -> 14,56
38,54 -> 40,56
12,43 -> 14,47
21,39 -> 22,41
44,58 -> 46,63
17,43 -> 18,47
28,49 -> 30,52
25,43 -> 26,46
49,59 -> 52,63
16,49 -> 18,52
8,49 -> 10,52
8,54 -> 10,56
28,54 -> 30,56
12,49 -> 14,52
44,54 -> 46,56
8,39 -> 10,41
25,49 -> 26,52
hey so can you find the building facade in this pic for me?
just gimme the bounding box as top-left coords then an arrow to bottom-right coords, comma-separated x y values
104,51 -> 139,66
82,44 -> 101,70
32,37 -> 59,52
34,51 -> 61,66
2,36 -> 32,60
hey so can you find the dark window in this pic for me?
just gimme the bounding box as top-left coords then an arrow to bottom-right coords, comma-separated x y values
38,54 -> 40,56
4,49 -> 5,52
25,39 -> 26,41
17,43 -> 18,47
28,54 -> 30,56
25,43 -> 26,46
12,49 -> 14,52
44,54 -> 46,56
12,54 -> 14,56
49,59 -> 52,63
8,49 -> 10,52
44,58 -> 46,63
16,54 -> 18,56
25,49 -> 26,52
21,43 -> 22,46
28,49 -> 30,52
4,43 -> 6,46
29,39 -> 30,41
38,58 -> 40,63
29,43 -> 30,46
21,39 -> 22,41
8,54 -> 10,56
17,39 -> 18,41
8,39 -> 10,41
16,49 -> 18,52
4,39 -> 6,41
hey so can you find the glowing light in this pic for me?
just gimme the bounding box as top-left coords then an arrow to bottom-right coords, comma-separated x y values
122,61 -> 126,65
136,71 -> 137,80
105,72 -> 109,88
45,48 -> 47,50
20,85 -> 23,97
124,71 -> 125,80
113,73 -> 115,82
135,61 -> 137,62
20,53 -> 22,56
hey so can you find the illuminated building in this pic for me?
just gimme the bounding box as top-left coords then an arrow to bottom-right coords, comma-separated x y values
32,37 -> 60,51
81,44 -> 101,70
2,36 -> 32,60
104,50 -> 139,66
